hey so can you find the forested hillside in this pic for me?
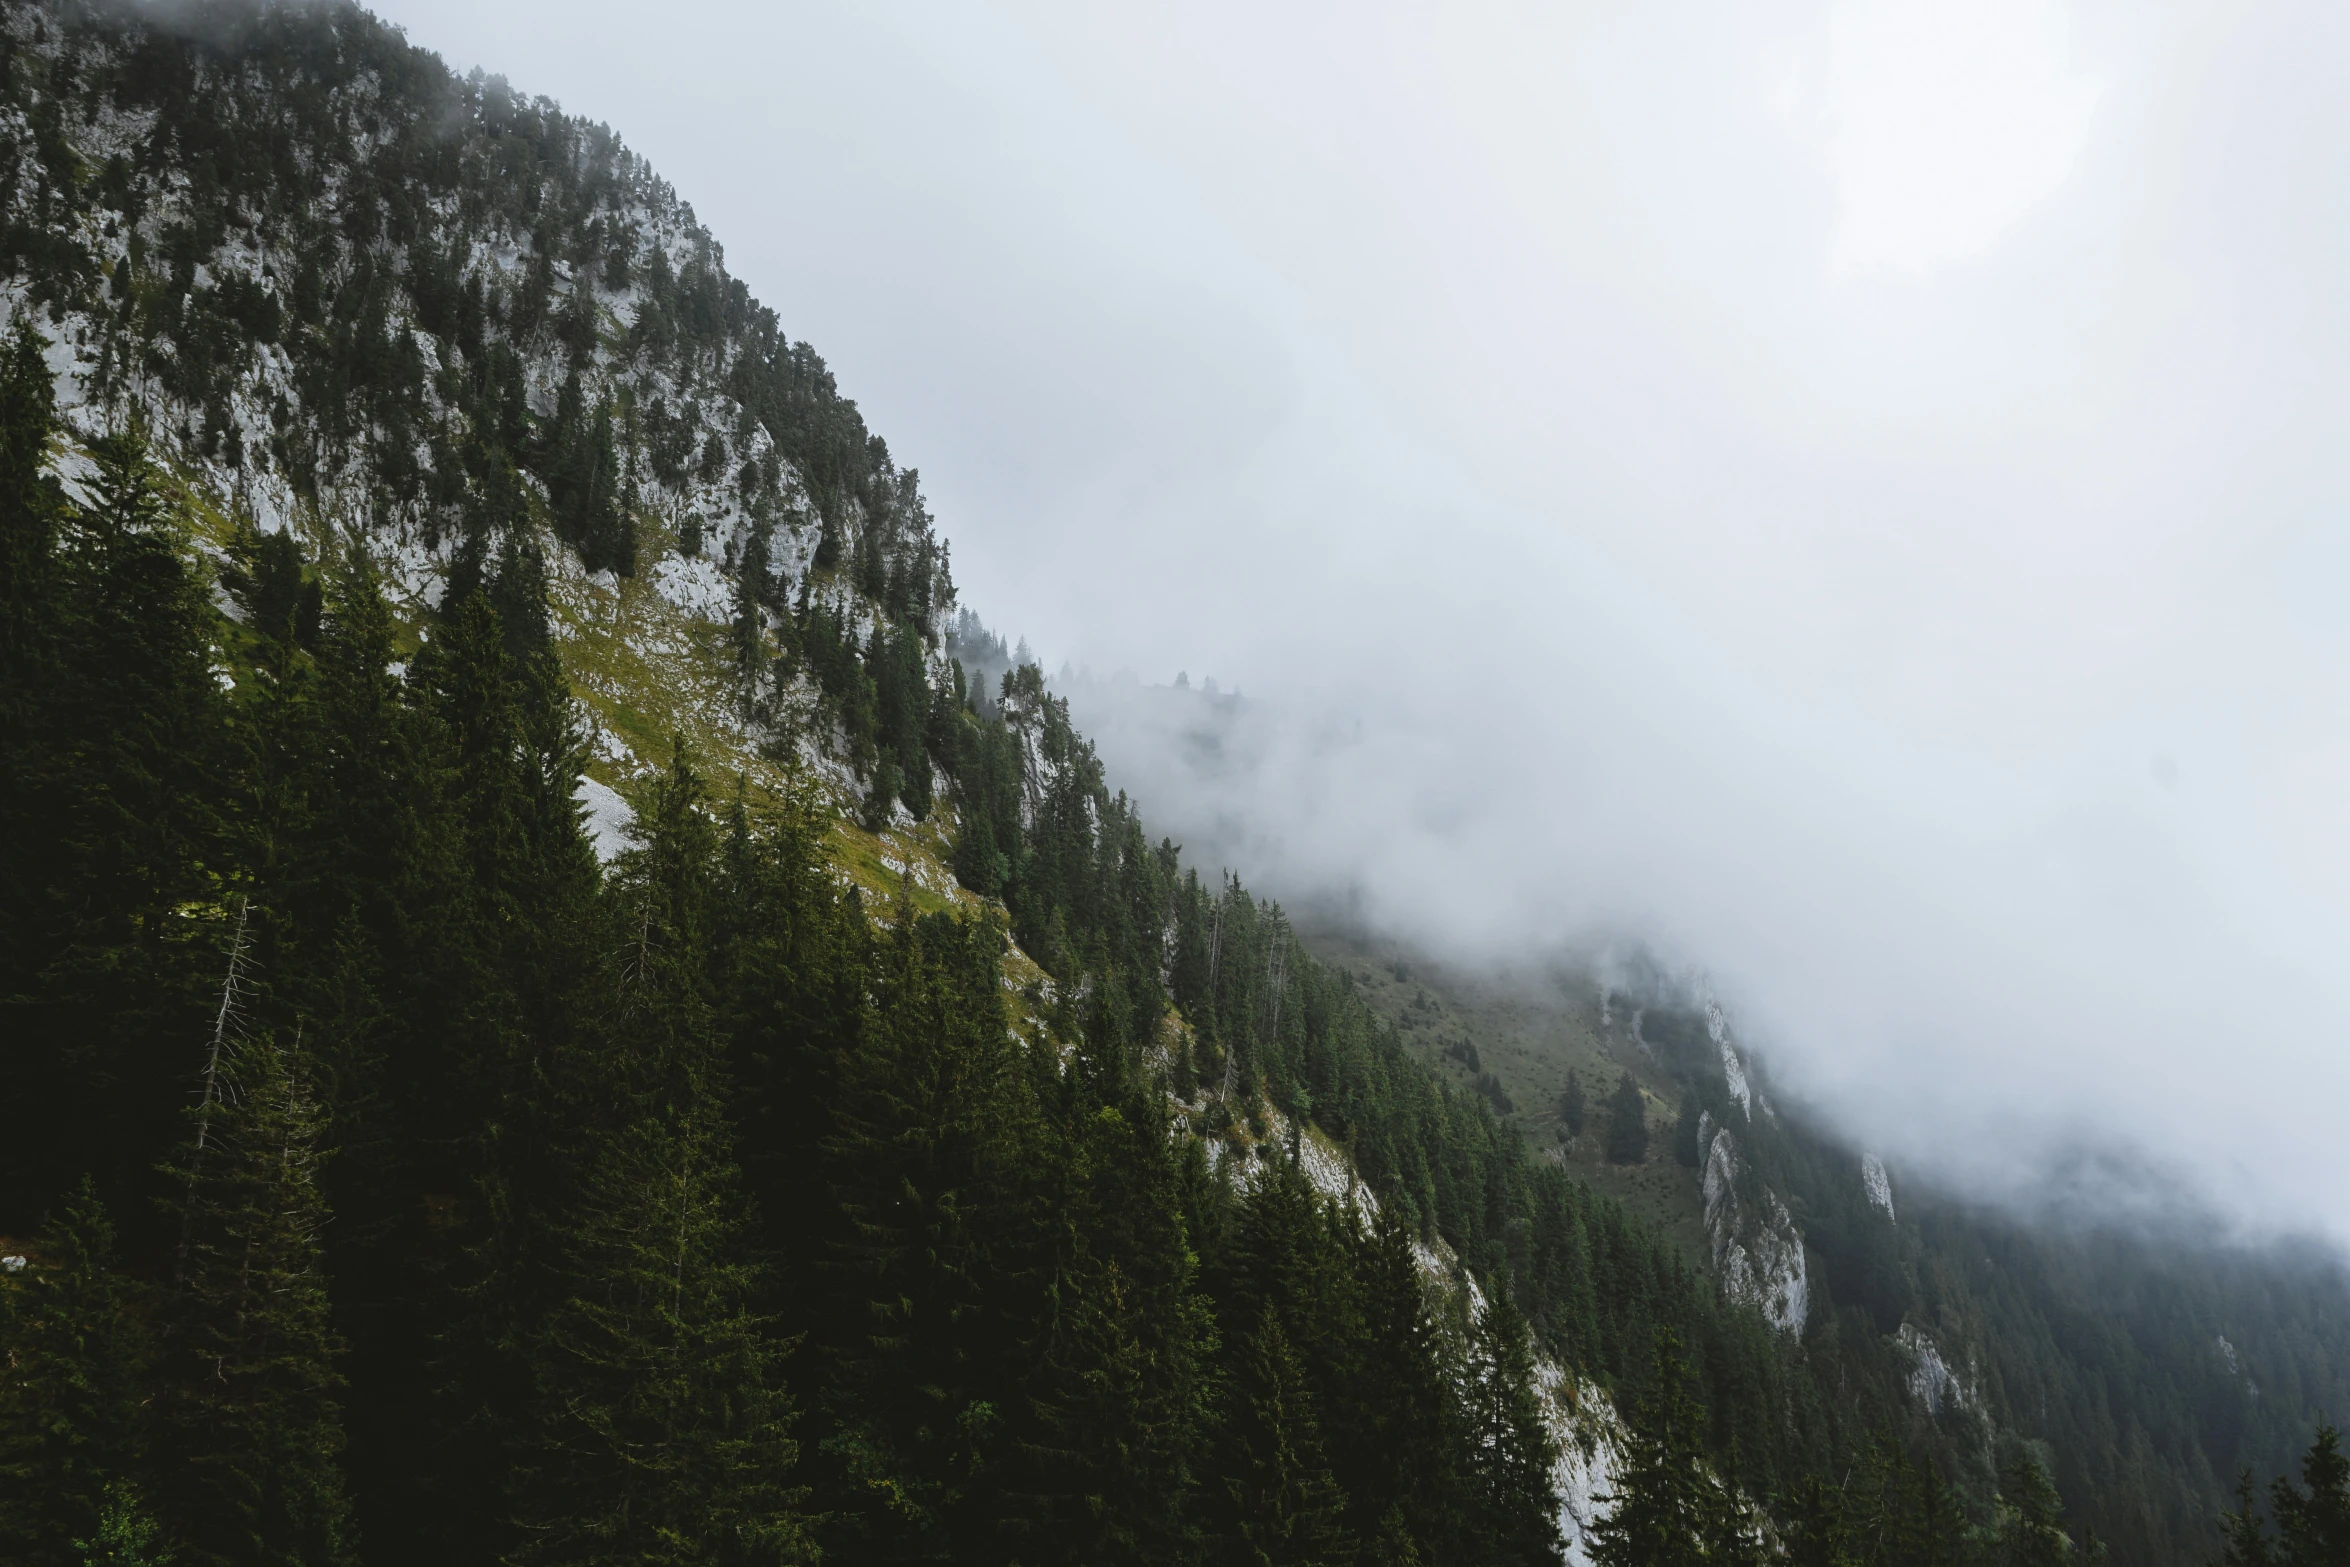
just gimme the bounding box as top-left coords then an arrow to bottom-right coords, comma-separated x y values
0,3 -> 2346,1564
1281,913 -> 2350,1556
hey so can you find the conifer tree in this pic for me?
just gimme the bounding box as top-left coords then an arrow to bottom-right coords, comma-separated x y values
544,373 -> 631,576
397,554 -> 610,1567
1022,1252 -> 1202,1567
1017,1062 -> 1213,1567
816,908 -> 1042,1558
22,425 -> 226,1243
2216,1471 -> 2274,1567
511,745 -> 811,1565
298,546 -> 487,1563
1781,1475 -> 1856,1567
0,317 -> 61,874
1996,1451 -> 2076,1567
1606,1074 -> 1649,1166
152,1030 -> 356,1567
1589,1332 -> 1714,1567
0,1181 -> 153,1567
1559,1071 -> 1586,1138
1334,1208 -> 1454,1556
1456,1293 -> 1564,1564
0,316 -> 65,1231
712,781 -> 871,1325
1914,1457 -> 1968,1567
1214,1303 -> 1354,1567
0,316 -> 57,695
2272,1425 -> 2350,1567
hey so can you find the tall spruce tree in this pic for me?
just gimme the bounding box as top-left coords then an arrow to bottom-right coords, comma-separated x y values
402,565 -> 608,1567
0,317 -> 62,968
1606,1074 -> 1649,1167
1559,1071 -> 1586,1138
302,547 -> 481,1565
1589,1332 -> 1717,1567
2272,1425 -> 2350,1567
1016,1070 -> 1213,1567
1213,1303 -> 1354,1567
510,745 -> 810,1565
0,317 -> 66,1233
2216,1472 -> 2275,1567
712,782 -> 871,1325
14,425 -> 225,1243
0,317 -> 57,704
1457,1294 -> 1564,1565
1996,1452 -> 2077,1567
815,907 -> 1042,1560
152,1030 -> 355,1567
1781,1475 -> 1856,1567
0,1181 -> 153,1567
1332,1208 -> 1455,1558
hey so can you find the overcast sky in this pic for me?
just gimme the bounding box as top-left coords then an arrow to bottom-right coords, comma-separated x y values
373,0 -> 2350,1237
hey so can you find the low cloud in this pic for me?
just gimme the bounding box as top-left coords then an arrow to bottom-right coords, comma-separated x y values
379,0 -> 2350,1238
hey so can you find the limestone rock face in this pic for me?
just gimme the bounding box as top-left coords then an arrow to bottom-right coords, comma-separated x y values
1862,1152 -> 1895,1221
1702,1126 -> 1809,1336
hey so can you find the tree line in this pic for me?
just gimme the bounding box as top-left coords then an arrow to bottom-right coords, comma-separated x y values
0,324 -> 1566,1564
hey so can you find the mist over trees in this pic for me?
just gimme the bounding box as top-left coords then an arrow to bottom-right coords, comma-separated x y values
0,4 -> 2346,1565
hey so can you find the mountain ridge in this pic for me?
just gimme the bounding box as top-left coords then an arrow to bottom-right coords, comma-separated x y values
0,2 -> 2345,1562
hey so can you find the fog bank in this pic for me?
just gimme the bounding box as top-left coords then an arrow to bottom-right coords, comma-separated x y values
373,0 -> 2350,1237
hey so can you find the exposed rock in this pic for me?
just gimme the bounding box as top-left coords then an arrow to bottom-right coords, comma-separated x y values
1706,1000 -> 1752,1118
1862,1153 -> 1895,1221
1897,1322 -> 1972,1415
1703,1127 -> 1808,1335
1530,1357 -> 1625,1567
575,777 -> 635,864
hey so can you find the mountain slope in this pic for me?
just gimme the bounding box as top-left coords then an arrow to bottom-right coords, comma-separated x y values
1305,923 -> 2350,1558
0,3 -> 2345,1564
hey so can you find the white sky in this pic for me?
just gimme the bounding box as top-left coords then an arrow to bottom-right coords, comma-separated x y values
372,0 -> 2350,1236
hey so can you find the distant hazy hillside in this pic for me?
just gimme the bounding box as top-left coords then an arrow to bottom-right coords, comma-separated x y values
1062,664 -> 2350,1559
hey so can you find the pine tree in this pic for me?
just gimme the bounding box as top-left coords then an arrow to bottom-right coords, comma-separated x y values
1606,1074 -> 1648,1166
1996,1451 -> 2076,1567
1589,1332 -> 1713,1567
510,1047 -> 808,1566
0,321 -> 62,940
1673,1093 -> 1702,1168
13,424 -> 226,1242
1214,1303 -> 1354,1567
0,316 -> 58,696
1333,1208 -> 1454,1557
814,908 -> 1041,1559
511,744 -> 811,1565
402,583 -> 563,1567
152,1030 -> 356,1567
1781,1475 -> 1855,1567
712,780 -> 871,1328
1559,1071 -> 1586,1138
0,1181 -> 153,1567
543,373 -> 631,576
2216,1470 -> 2274,1567
1017,1079 -> 1213,1567
2272,1425 -> 2350,1567
1456,1293 -> 1564,1564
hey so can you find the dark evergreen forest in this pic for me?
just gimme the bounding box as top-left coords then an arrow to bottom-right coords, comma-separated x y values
1,3 -> 2348,1563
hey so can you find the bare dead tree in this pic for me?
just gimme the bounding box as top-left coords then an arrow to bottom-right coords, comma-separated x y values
178,895 -> 252,1282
